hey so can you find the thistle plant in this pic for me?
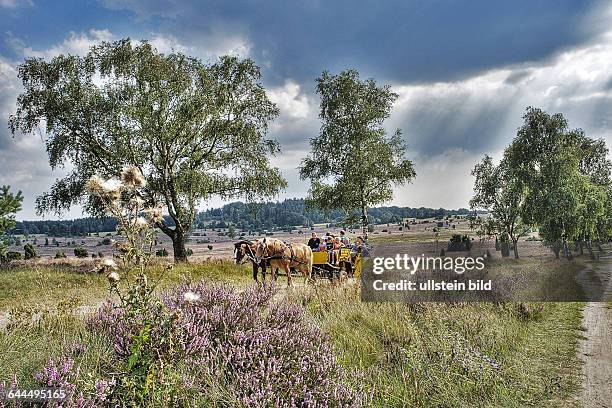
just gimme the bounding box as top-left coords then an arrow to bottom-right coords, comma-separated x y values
86,167 -> 180,402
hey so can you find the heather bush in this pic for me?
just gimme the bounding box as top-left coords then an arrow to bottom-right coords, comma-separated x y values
86,281 -> 366,406
5,251 -> 21,261
155,248 -> 168,257
74,247 -> 88,258
24,243 -> 37,259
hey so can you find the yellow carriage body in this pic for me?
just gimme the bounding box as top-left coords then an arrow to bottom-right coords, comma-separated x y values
310,248 -> 362,278
312,251 -> 329,265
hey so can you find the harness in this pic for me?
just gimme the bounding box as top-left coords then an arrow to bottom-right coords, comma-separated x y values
260,241 -> 296,262
236,243 -> 259,265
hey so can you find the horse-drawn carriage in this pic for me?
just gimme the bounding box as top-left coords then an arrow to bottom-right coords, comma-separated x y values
310,248 -> 362,281
234,239 -> 363,284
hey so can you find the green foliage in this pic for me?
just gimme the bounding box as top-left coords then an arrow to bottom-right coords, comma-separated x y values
300,70 -> 416,239
5,251 -> 22,261
23,243 -> 37,260
10,39 -> 286,261
504,107 -> 611,251
54,251 -> 67,259
470,156 -> 530,258
74,247 -> 88,258
473,107 -> 612,258
155,248 -> 168,257
0,186 -> 23,234
0,186 -> 23,260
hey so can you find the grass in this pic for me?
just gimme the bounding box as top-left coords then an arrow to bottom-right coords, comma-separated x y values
290,283 -> 583,407
0,256 -> 588,407
0,260 -> 252,310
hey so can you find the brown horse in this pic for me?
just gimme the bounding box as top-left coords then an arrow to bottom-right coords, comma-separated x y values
254,237 -> 312,286
234,240 -> 271,282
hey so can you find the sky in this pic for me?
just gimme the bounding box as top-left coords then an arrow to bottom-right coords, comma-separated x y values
1,0 -> 612,220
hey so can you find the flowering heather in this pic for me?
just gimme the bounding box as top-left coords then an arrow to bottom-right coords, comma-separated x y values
31,356 -> 114,408
87,281 -> 366,407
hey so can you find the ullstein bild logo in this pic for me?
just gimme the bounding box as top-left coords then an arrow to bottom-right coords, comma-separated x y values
361,243 -> 611,303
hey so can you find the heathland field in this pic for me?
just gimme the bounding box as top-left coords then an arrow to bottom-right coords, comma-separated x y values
1,224 -> 607,407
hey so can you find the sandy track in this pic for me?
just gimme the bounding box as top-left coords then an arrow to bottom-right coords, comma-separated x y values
577,254 -> 612,408
578,302 -> 612,407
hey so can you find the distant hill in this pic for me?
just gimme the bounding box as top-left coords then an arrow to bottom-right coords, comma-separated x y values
7,198 -> 477,236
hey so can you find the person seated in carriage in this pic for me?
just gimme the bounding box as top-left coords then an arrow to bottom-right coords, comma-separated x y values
350,236 -> 368,262
307,232 -> 320,251
339,230 -> 350,246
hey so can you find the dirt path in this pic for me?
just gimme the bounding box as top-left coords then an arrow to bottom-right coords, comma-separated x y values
577,254 -> 612,408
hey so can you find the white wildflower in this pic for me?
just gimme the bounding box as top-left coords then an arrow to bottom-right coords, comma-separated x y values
121,166 -> 147,188
102,258 -> 118,270
183,291 -> 200,303
107,271 -> 120,283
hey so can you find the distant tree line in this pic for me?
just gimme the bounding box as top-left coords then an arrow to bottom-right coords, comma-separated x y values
8,217 -> 119,237
5,198 -> 475,237
194,198 -> 474,230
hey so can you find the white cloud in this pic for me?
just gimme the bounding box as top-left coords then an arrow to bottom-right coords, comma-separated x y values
147,31 -> 250,59
268,80 -> 314,120
391,149 -> 497,210
17,29 -> 114,58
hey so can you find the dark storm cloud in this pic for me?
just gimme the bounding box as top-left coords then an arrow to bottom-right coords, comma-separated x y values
100,0 -> 598,85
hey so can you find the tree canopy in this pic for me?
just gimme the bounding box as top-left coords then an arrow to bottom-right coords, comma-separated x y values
471,107 -> 612,258
299,69 -> 416,239
0,185 -> 23,260
9,39 -> 286,261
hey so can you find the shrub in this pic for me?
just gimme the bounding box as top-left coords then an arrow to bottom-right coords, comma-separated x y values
207,245 -> 213,251
74,247 -> 88,258
55,251 -> 67,259
24,243 -> 37,259
6,251 -> 22,261
186,248 -> 194,256
155,248 -> 169,257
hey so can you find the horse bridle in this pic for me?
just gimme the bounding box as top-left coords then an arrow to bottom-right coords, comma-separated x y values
235,241 -> 257,265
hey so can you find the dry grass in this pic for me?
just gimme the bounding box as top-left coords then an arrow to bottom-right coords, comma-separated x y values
0,252 -> 590,407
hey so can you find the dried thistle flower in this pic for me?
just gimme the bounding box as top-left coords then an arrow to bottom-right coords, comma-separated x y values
144,207 -> 164,223
86,175 -> 105,193
107,271 -> 120,284
135,217 -> 149,229
121,166 -> 147,188
102,258 -> 118,270
130,196 -> 145,208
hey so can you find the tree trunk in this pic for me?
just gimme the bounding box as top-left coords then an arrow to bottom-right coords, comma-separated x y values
500,242 -> 510,257
563,239 -> 573,260
171,230 -> 189,263
552,243 -> 561,259
361,204 -> 369,241
587,241 -> 595,260
512,238 -> 519,259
